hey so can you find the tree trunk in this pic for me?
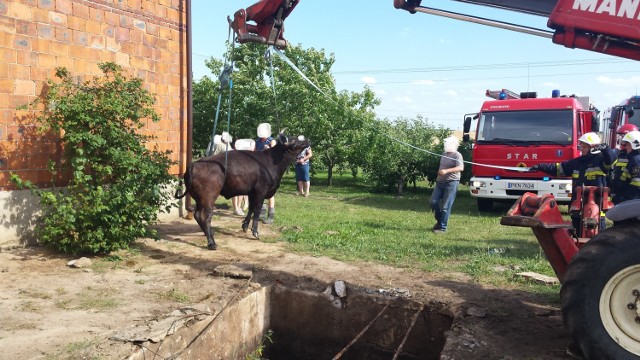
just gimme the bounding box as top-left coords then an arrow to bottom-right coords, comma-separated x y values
327,165 -> 333,186
396,175 -> 405,196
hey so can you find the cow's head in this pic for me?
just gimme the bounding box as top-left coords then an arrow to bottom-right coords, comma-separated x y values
277,132 -> 309,152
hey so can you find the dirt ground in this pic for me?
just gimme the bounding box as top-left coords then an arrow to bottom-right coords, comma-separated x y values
0,208 -> 576,360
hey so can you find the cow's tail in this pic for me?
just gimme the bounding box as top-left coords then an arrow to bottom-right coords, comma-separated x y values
175,162 -> 195,211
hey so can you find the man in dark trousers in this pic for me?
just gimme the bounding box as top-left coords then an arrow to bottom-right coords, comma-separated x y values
430,136 -> 464,233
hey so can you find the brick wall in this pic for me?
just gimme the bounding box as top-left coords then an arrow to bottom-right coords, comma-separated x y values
0,0 -> 188,190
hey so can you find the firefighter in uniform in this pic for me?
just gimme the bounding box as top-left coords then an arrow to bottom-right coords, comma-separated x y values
529,132 -> 616,231
611,124 -> 639,204
614,130 -> 640,203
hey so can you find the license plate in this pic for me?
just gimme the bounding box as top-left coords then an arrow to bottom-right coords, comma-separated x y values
507,182 -> 535,189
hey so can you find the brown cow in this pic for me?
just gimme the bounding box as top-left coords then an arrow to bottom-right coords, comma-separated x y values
175,133 -> 310,250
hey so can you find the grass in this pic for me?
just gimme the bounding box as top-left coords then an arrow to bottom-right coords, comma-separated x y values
44,338 -> 102,360
217,171 -> 563,301
76,287 -> 119,311
157,288 -> 191,303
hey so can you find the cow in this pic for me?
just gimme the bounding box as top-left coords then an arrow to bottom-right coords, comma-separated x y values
175,133 -> 310,250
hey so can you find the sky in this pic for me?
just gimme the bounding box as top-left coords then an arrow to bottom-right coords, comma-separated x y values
191,0 -> 640,130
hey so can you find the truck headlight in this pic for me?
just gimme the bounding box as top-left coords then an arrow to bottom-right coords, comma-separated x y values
471,180 -> 486,188
559,184 -> 570,191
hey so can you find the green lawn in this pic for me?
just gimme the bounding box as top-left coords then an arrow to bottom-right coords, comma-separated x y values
217,171 -> 562,300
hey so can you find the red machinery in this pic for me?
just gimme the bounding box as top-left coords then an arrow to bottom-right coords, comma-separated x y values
500,186 -> 613,282
464,90 -> 598,211
602,96 -> 640,147
228,0 -> 300,49
394,0 -> 640,62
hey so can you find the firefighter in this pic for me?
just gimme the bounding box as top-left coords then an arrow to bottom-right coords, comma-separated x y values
610,124 -> 639,204
613,130 -> 640,203
529,132 -> 616,231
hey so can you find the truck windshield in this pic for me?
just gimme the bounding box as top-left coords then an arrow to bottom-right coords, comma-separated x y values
477,110 -> 573,145
628,107 -> 640,129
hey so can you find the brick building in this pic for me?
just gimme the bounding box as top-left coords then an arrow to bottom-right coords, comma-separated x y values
0,0 -> 190,245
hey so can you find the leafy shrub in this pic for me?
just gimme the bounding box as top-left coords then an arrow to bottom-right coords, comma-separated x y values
12,63 -> 176,254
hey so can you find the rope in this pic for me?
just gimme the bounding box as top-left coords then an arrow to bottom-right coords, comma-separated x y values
270,47 -> 533,173
266,47 -> 281,131
167,274 -> 254,359
392,304 -> 424,360
208,26 -> 235,157
332,303 -> 390,360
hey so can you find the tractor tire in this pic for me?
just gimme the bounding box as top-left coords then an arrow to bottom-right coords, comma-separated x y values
561,222 -> 640,360
477,198 -> 493,211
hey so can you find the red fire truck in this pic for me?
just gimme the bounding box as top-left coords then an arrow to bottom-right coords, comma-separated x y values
602,96 -> 640,147
462,89 -> 600,211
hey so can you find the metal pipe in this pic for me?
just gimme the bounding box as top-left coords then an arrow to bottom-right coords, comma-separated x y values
412,5 -> 554,39
185,0 -> 193,213
449,0 -> 557,17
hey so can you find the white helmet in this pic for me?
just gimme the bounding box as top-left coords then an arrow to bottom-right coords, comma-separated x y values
621,130 -> 640,150
221,131 -> 232,144
443,136 -> 459,152
578,132 -> 601,147
257,123 -> 271,138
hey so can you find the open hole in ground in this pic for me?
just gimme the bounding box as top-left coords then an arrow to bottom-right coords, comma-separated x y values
131,284 -> 453,359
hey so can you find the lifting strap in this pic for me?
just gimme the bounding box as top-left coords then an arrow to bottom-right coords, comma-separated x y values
207,27 -> 235,157
265,47 -> 281,132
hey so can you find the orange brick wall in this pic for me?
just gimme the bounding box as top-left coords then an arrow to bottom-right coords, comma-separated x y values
0,0 -> 188,190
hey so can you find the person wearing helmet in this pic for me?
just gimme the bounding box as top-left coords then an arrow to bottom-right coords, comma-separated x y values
610,124 -> 639,204
529,132 -> 615,231
210,131 -> 233,156
612,130 -> 640,203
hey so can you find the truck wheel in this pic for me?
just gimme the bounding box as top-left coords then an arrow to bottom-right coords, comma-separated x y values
477,198 -> 493,211
561,223 -> 640,360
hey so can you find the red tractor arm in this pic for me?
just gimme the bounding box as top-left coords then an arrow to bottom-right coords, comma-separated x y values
229,0 -> 300,49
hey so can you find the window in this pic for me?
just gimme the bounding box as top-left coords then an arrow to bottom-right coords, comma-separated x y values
477,110 -> 573,145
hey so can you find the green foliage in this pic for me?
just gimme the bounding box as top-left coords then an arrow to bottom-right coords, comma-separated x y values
360,117 -> 449,194
194,43 -> 379,182
246,329 -> 273,360
13,62 -> 176,255
193,43 -> 458,190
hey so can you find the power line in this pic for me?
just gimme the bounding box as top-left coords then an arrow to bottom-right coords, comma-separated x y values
331,58 -> 629,75
336,69 -> 640,86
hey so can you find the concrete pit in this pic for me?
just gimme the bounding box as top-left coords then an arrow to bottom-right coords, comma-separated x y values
130,284 -> 453,359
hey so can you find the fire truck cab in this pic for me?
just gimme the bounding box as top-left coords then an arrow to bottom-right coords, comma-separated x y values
463,90 -> 600,211
602,96 -> 640,148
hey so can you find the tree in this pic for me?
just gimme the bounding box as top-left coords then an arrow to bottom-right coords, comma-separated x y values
361,116 -> 447,195
194,43 -> 380,184
193,44 -> 454,192
192,72 -> 218,157
12,63 -> 176,254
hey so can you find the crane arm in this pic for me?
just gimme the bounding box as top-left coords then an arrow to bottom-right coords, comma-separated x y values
229,0 -> 640,61
229,0 -> 300,49
394,0 -> 640,62
394,0 -> 558,16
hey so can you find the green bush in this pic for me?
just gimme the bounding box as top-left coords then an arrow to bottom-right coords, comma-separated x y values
13,63 -> 176,254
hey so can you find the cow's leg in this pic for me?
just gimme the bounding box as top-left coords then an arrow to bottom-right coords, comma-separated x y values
194,202 -> 217,250
249,197 -> 263,239
242,195 -> 253,232
242,209 -> 252,232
